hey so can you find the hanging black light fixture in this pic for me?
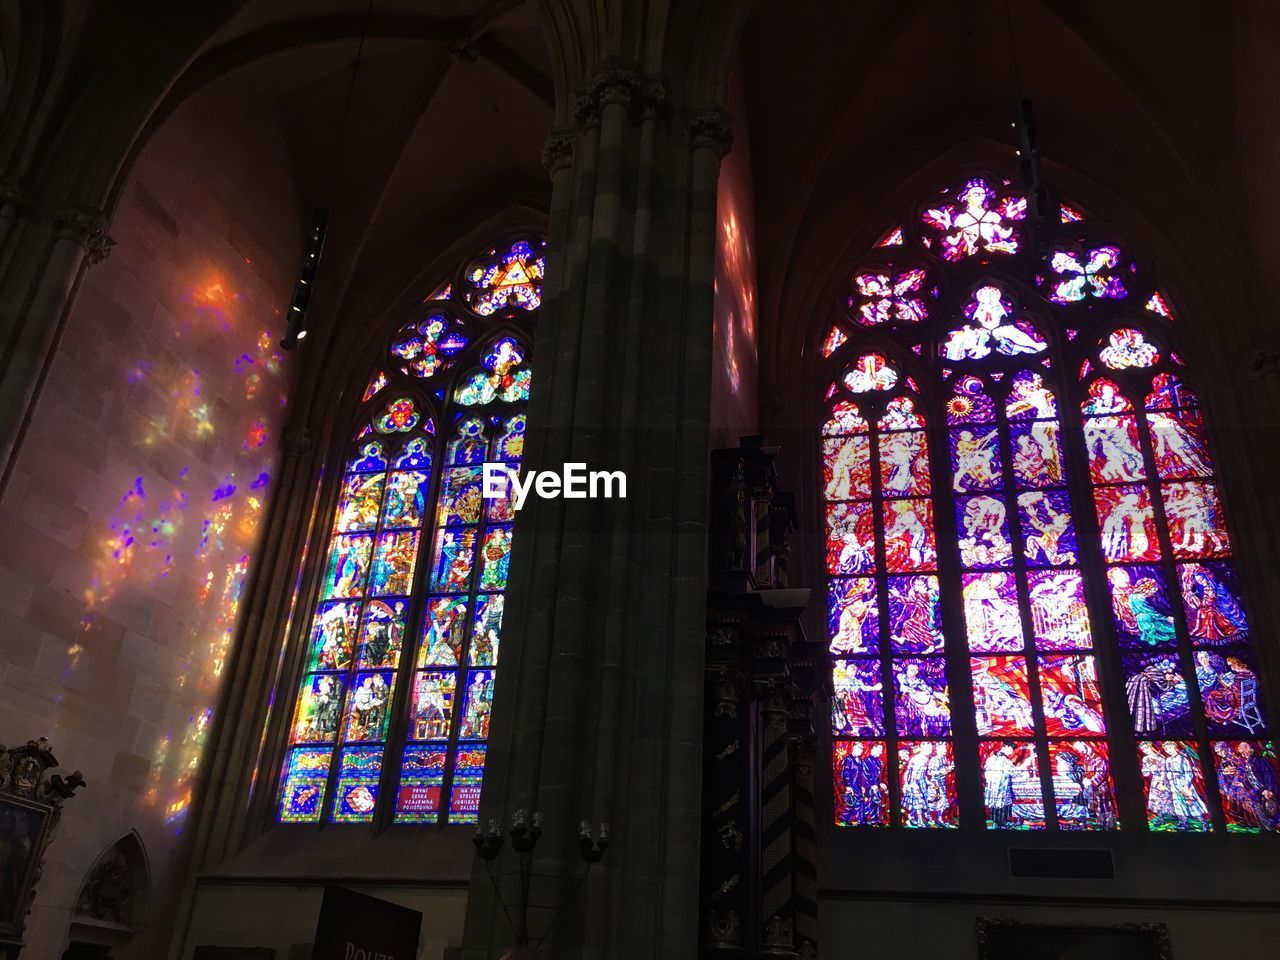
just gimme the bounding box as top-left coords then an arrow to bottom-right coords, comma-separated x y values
280,0 -> 375,350
1005,0 -> 1052,257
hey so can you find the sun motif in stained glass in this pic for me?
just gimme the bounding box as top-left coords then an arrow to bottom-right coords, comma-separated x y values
465,239 -> 545,315
843,353 -> 899,393
1099,328 -> 1160,370
1042,245 -> 1127,304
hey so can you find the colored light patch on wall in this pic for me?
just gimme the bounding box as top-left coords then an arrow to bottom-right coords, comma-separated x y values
1137,740 -> 1212,832
1048,741 -> 1118,831
1094,485 -> 1161,563
961,572 -> 1024,652
1212,741 -> 1280,833
832,660 -> 886,737
1026,570 -> 1091,650
898,741 -> 958,828
828,578 -> 880,656
833,741 -> 890,826
979,740 -> 1045,830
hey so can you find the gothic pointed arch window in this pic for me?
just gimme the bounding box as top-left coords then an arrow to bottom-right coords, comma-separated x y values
821,174 -> 1278,834
277,236 -> 544,825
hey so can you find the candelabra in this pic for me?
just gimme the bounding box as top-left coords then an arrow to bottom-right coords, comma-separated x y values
472,810 -> 610,954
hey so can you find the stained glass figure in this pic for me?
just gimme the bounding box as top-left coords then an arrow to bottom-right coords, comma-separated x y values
336,474 -> 385,532
843,353 -> 899,392
828,579 -> 879,656
1212,741 -> 1280,832
455,337 -> 531,405
887,576 -> 944,654
1099,328 -> 1160,369
1027,570 -> 1091,650
420,597 -> 467,666
1009,420 -> 1063,487
1093,485 -> 1160,563
920,178 -> 1026,261
882,499 -> 936,572
892,659 -> 951,736
1195,649 -> 1267,736
390,312 -> 470,380
1017,491 -> 1078,566
1107,566 -> 1177,648
834,741 -> 890,826
1148,409 -> 1211,479
1162,481 -> 1230,559
949,427 -> 1002,492
307,601 -> 359,672
382,470 -> 429,528
465,239 -> 545,315
980,740 -> 1045,829
321,534 -> 374,599
898,741 -> 958,828
343,670 -> 395,742
832,660 -> 886,736
1038,655 -> 1107,736
956,495 -> 1014,569
1049,741 -> 1117,830
1082,414 -> 1145,483
961,573 -> 1024,652
357,599 -> 408,669
940,286 -> 1047,360
879,430 -> 929,497
470,595 -> 504,666
823,435 -> 872,500
970,657 -> 1035,736
1138,740 -> 1211,831
1123,653 -> 1192,737
369,531 -> 419,596
1178,562 -> 1249,644
824,400 -> 869,436
826,502 -> 876,575
1042,245 -> 1127,304
459,670 -> 495,739
849,267 -> 931,327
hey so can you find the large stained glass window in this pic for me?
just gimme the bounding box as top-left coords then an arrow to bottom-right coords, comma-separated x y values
278,237 -> 543,825
820,174 -> 1275,833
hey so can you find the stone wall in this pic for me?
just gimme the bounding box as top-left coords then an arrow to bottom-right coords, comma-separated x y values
0,86 -> 300,957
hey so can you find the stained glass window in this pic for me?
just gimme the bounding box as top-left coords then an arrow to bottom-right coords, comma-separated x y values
821,175 -> 1273,834
277,236 -> 542,825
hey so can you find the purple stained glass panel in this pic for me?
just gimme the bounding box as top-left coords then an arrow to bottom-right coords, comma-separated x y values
1049,740 -> 1119,831
878,430 -> 930,497
956,494 -> 1014,569
834,741 -> 890,826
1083,415 -> 1146,484
1178,562 -> 1250,645
1016,490 -> 1079,567
1122,652 -> 1193,737
1212,741 -> 1280,833
826,501 -> 876,575
892,658 -> 951,737
1195,648 -> 1267,737
949,426 -> 1002,492
1009,420 -> 1064,489
828,578 -> 880,656
887,575 -> 945,654
832,660 -> 886,737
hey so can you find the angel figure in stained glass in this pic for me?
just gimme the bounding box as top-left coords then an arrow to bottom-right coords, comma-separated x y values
1141,742 -> 1208,830
952,430 -> 999,491
1109,571 -> 1177,646
891,578 -> 941,652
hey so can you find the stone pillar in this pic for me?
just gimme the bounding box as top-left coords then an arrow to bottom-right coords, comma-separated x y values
756,683 -> 795,958
459,8 -> 744,954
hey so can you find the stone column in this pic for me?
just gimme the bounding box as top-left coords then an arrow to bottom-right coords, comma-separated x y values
459,10 -> 743,955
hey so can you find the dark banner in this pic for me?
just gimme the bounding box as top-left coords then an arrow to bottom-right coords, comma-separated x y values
312,886 -> 421,960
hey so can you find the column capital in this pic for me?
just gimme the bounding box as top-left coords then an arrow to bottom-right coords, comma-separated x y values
51,206 -> 115,265
541,128 -> 577,174
686,104 -> 734,157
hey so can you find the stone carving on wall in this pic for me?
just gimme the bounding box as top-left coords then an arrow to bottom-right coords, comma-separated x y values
74,848 -> 133,925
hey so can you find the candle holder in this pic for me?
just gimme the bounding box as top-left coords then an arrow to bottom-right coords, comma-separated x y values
473,811 -> 610,954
